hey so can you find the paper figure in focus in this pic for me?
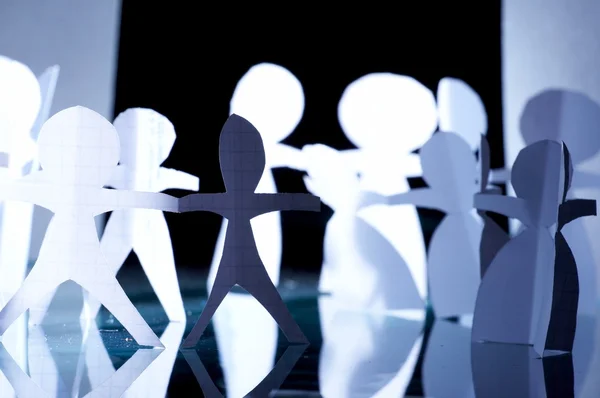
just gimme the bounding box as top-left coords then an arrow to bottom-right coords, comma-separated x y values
303,73 -> 438,302
182,343 -> 307,397
208,63 -> 306,296
360,133 -> 484,319
303,145 -> 423,312
179,114 -> 320,348
472,140 -> 596,356
79,108 -> 198,323
318,295 -> 424,398
0,106 -> 180,347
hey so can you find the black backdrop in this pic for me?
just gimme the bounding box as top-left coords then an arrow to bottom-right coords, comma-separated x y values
113,3 -> 504,280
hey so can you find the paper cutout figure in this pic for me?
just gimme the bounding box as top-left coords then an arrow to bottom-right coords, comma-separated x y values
211,292 -> 278,397
302,144 -> 423,312
477,135 -> 509,277
472,140 -> 596,356
303,73 -> 438,302
182,343 -> 307,397
318,295 -> 424,398
471,342 -> 574,398
0,340 -> 47,398
78,108 -> 198,324
208,63 -> 305,297
422,320 -> 475,398
0,106 -> 180,348
179,114 -> 320,347
437,77 -> 488,151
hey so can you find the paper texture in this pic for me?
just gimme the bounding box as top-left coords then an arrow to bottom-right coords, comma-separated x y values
80,108 -> 198,324
208,63 -> 305,298
472,140 -> 596,356
179,114 -> 320,347
0,106 -> 180,347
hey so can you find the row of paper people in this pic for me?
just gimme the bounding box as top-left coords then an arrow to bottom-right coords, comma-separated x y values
0,293 -> 598,398
3,56 -> 600,355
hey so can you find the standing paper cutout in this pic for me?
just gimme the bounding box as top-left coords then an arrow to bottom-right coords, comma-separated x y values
182,343 -> 307,397
303,73 -> 438,302
437,77 -> 488,151
477,134 -> 509,276
208,63 -> 305,295
302,144 -> 423,312
472,140 -> 596,356
360,133 -> 483,319
318,295 -> 424,398
179,114 -> 320,348
80,108 -> 198,323
0,106 -> 180,348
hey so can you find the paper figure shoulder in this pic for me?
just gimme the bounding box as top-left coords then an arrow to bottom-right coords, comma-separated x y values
179,114 -> 320,348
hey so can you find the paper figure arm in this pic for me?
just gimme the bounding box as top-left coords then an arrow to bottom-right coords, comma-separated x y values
178,193 -> 229,216
558,199 -> 597,228
254,193 -> 321,216
488,168 -> 510,184
156,167 -> 199,192
474,192 -> 530,225
96,190 -> 179,215
569,171 -> 600,190
387,188 -> 448,211
269,144 -> 306,170
105,164 -> 129,189
0,179 -> 51,209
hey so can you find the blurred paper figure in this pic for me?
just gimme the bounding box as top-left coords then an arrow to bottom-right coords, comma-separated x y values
303,145 -> 423,313
304,73 -> 437,302
79,108 -> 198,323
423,320 -> 475,398
318,296 -> 424,398
208,62 -> 305,294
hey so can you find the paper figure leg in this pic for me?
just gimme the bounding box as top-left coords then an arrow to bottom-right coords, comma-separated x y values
239,270 -> 308,344
76,275 -> 162,348
0,262 -> 66,335
134,214 -> 185,322
84,211 -> 134,321
181,276 -> 234,348
27,292 -> 56,326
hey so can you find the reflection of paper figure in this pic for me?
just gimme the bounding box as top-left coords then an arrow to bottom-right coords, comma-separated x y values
320,74 -> 437,302
211,292 -> 278,398
303,145 -> 423,313
208,63 -> 305,296
318,295 -> 424,398
472,140 -> 596,356
437,77 -> 488,151
182,343 -> 307,397
0,106 -> 180,347
79,108 -> 198,323
179,114 -> 320,347
471,342 -> 570,398
423,320 -> 475,398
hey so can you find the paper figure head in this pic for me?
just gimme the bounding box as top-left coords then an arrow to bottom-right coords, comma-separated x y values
114,108 -> 176,168
520,89 -> 600,164
230,63 -> 304,144
0,55 -> 42,151
511,140 -> 566,226
338,73 -> 438,153
38,106 -> 120,186
421,132 -> 477,198
219,114 -> 265,192
437,77 -> 487,150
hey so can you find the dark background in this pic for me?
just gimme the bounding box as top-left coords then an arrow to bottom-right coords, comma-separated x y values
113,3 -> 504,280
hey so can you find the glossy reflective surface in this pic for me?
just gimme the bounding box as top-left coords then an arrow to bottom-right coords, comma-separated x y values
5,270 -> 599,397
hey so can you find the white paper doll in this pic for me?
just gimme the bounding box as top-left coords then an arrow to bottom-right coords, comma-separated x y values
208,63 -> 306,295
0,106 -> 180,347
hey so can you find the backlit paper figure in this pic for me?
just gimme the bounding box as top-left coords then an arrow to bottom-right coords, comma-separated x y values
0,106 -> 180,347
208,63 -> 305,295
179,114 -> 320,348
304,73 -> 438,302
472,140 -> 596,356
81,108 -> 198,323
